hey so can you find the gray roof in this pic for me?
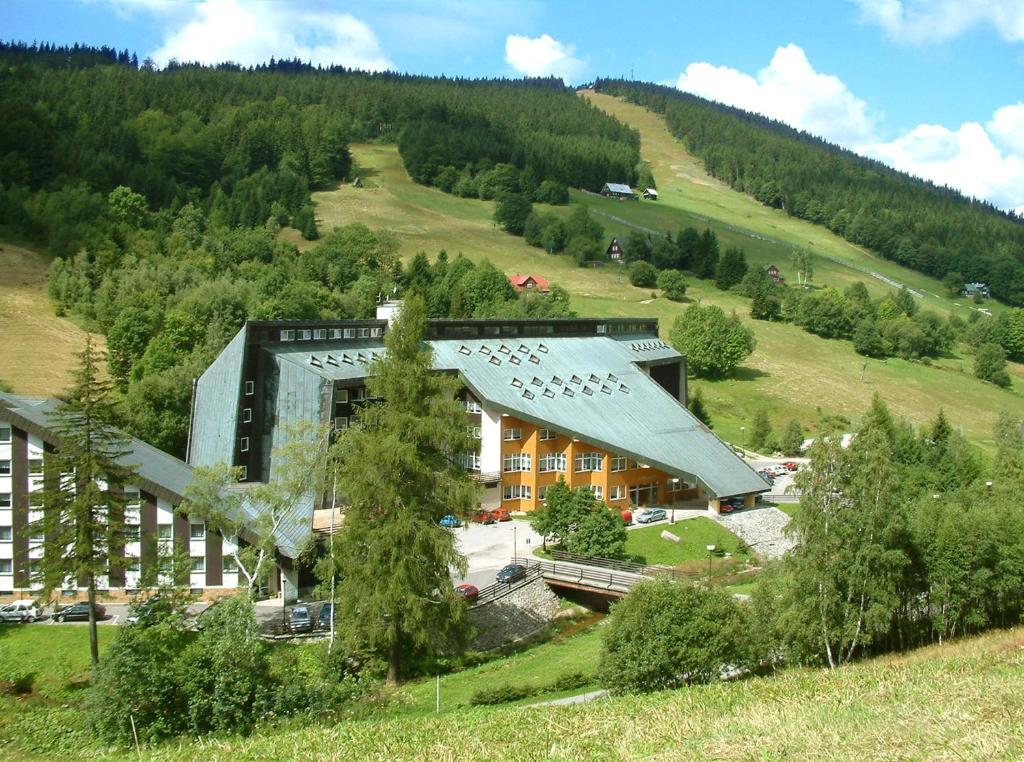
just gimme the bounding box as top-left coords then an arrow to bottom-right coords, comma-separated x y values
188,324 -> 247,468
0,392 -> 308,558
429,338 -> 768,497
603,182 -> 634,194
269,341 -> 386,383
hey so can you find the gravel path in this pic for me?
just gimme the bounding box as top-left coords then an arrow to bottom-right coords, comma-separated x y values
713,507 -> 796,560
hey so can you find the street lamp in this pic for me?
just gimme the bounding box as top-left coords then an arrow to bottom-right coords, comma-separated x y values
513,524 -> 518,562
706,544 -> 716,575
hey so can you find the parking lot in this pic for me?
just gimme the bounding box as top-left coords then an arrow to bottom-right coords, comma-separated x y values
450,517 -> 544,588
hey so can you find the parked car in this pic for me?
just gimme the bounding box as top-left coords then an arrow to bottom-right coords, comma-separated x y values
192,599 -> 223,631
0,600 -> 40,623
719,503 -> 735,514
454,583 -> 479,602
722,496 -> 745,509
317,603 -> 334,630
439,514 -> 462,528
126,593 -> 166,625
635,508 -> 667,524
288,606 -> 313,633
496,564 -> 527,583
758,470 -> 775,484
53,602 -> 105,622
472,510 -> 496,525
782,461 -> 799,472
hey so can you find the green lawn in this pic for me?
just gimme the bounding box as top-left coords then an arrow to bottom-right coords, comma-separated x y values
301,134 -> 1024,456
626,518 -> 749,566
391,617 -> 605,717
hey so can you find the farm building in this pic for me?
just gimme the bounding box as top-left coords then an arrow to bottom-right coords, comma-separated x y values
508,274 -> 551,294
642,188 -> 658,200
963,282 -> 990,298
600,182 -> 637,200
766,265 -> 785,284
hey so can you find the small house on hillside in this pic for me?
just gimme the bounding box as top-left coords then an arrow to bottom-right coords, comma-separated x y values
607,237 -> 625,262
963,282 -> 990,298
766,265 -> 785,285
601,182 -> 637,200
508,274 -> 551,294
642,188 -> 658,200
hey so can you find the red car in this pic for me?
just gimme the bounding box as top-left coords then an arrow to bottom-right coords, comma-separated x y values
472,510 -> 496,525
719,504 -> 735,514
455,583 -> 479,602
782,461 -> 799,472
491,508 -> 511,522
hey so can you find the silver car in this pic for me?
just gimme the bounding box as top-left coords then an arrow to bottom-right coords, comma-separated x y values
0,600 -> 40,623
635,508 -> 667,524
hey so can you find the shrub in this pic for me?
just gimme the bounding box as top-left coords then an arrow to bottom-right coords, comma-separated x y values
600,579 -> 753,694
550,671 -> 591,692
975,342 -> 1011,387
669,304 -> 756,378
629,261 -> 658,288
657,269 -> 688,301
469,684 -> 533,705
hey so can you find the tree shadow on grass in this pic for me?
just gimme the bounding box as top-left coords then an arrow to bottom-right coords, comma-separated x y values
730,366 -> 770,382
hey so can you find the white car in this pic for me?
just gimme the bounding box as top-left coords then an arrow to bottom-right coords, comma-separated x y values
0,600 -> 40,623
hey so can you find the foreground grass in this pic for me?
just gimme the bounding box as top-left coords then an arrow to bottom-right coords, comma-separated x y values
138,626 -> 1024,760
626,517 -> 749,566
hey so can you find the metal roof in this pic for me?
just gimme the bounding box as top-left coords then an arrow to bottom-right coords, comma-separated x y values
429,338 -> 768,498
269,341 -> 386,383
603,182 -> 634,194
0,392 -> 308,558
189,324 -> 247,468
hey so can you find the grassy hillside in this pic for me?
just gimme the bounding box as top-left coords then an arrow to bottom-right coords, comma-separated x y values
309,139 -> 1024,452
143,625 -> 1024,760
0,243 -> 106,396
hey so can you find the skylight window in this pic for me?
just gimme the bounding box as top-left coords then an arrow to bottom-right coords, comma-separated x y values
517,344 -> 529,354
509,355 -> 521,365
542,388 -> 555,399
511,378 -> 523,388
342,354 -> 354,365
607,373 -> 618,383
582,386 -> 594,396
498,344 -> 511,355
601,385 -> 612,394
522,389 -> 535,400
528,355 -> 540,364
551,376 -> 563,386
326,355 -> 339,366
563,387 -> 575,398
589,374 -> 600,384
489,356 -> 502,365
531,377 -> 543,387
537,343 -> 548,353
309,356 -> 323,368
619,383 -> 630,393
479,346 -> 491,355
459,345 -> 471,355
570,375 -> 582,385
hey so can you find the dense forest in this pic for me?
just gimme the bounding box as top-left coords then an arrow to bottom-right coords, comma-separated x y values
0,43 -> 589,457
594,79 -> 1024,305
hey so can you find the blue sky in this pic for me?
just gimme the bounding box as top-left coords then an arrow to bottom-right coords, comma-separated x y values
4,0 -> 1024,212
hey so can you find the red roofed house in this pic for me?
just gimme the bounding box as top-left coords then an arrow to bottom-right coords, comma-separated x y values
508,274 -> 551,294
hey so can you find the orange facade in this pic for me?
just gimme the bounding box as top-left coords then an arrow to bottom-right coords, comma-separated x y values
497,415 -> 698,512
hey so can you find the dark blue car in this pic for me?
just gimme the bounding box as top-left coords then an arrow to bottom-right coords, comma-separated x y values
317,603 -> 334,630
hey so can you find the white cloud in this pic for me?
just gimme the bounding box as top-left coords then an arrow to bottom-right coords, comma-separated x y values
851,0 -> 1024,44
675,44 -> 876,146
504,33 -> 586,82
147,0 -> 393,71
861,122 -> 1024,210
673,45 -> 1024,212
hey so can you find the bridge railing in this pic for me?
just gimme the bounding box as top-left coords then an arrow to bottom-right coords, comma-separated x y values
546,550 -> 702,582
512,557 -> 645,592
471,565 -> 543,607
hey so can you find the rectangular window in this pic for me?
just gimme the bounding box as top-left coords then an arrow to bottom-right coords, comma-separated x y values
190,556 -> 206,572
123,526 -> 140,542
357,327 -> 370,338
244,381 -> 255,395
314,328 -> 328,340
329,328 -> 342,339
280,329 -> 295,341
157,524 -> 172,540
0,460 -> 9,476
538,485 -> 549,502
502,484 -> 532,501
0,526 -> 12,541
28,458 -> 43,475
240,436 -> 250,453
336,389 -> 349,404
299,329 -> 312,340
538,453 -> 566,473
223,556 -> 238,574
238,466 -> 248,481
0,426 -> 10,443
335,417 -> 349,431
0,558 -> 12,574
610,485 -> 626,500
371,327 -> 384,338
502,453 -> 531,473
503,427 -> 522,441
189,523 -> 206,540
574,452 -> 604,473
596,324 -> 608,334
123,488 -> 141,506
590,485 -> 603,500
351,389 -> 365,402
538,428 -> 556,441
241,408 -> 252,423
125,557 -> 141,572
459,453 -> 481,471
465,400 -> 482,414
0,493 -> 10,508
343,328 -> 355,339
611,456 -> 628,472
29,530 -> 43,544
467,426 -> 481,439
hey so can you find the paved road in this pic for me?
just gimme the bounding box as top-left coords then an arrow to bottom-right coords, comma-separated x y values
451,518 -> 544,588
527,689 -> 609,707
